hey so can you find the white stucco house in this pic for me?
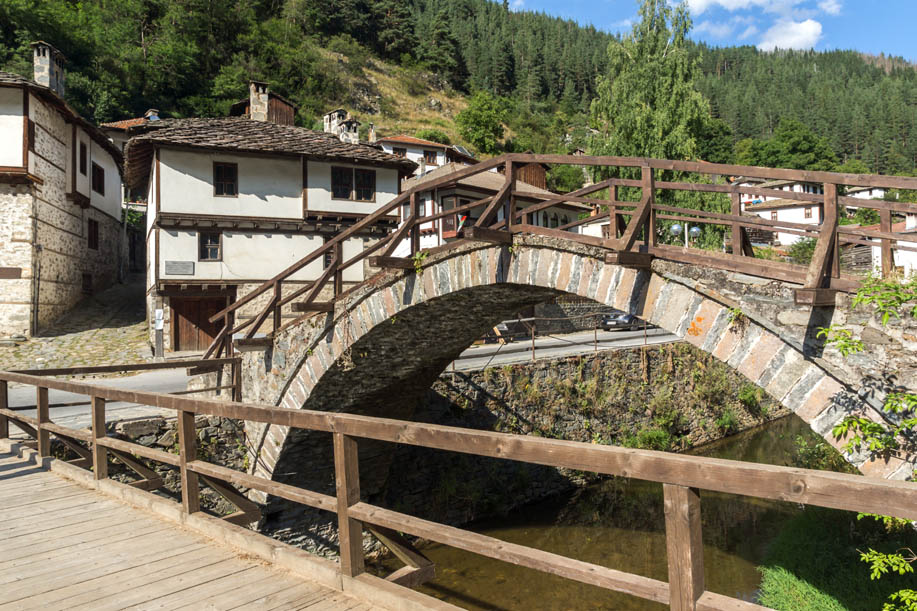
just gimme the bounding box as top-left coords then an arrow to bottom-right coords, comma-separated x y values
377,135 -> 477,176
123,85 -> 415,353
869,214 -> 917,276
0,42 -> 123,337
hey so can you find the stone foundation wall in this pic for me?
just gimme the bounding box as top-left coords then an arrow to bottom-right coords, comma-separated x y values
532,297 -> 617,334
0,184 -> 35,337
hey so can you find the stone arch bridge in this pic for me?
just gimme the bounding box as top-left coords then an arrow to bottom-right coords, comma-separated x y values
237,235 -> 915,500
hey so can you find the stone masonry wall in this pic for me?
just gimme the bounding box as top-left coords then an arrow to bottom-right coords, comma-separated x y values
533,297 -> 617,334
0,184 -> 35,337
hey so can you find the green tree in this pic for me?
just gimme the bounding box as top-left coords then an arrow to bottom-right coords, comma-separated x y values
455,90 -> 510,155
415,128 -> 451,145
371,0 -> 417,60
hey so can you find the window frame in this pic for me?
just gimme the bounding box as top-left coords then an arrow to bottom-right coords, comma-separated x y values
392,147 -> 407,158
770,211 -> 778,221
90,162 -> 105,196
198,231 -> 222,262
804,207 -> 813,219
331,166 -> 376,203
423,150 -> 438,166
79,142 -> 87,176
87,218 -> 99,250
213,162 -> 238,198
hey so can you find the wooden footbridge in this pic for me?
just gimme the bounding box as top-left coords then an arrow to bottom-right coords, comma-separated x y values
1,364 -> 915,610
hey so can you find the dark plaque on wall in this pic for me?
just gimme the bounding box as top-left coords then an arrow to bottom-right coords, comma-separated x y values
164,261 -> 195,275
0,267 -> 22,279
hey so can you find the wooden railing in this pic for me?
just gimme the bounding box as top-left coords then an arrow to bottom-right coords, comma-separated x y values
1,369 -> 915,610
203,154 -> 917,358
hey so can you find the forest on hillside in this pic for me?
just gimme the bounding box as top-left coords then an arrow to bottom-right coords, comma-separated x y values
0,0 -> 915,174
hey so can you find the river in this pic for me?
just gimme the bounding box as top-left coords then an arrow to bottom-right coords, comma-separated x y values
376,415 -> 825,610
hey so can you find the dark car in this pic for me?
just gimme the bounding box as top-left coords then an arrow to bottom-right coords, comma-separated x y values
596,312 -> 640,331
482,319 -> 530,343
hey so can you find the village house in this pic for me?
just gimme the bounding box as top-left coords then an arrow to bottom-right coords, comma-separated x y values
123,83 -> 415,353
394,161 -> 589,255
377,134 -> 477,176
737,177 -> 887,246
0,42 -> 123,338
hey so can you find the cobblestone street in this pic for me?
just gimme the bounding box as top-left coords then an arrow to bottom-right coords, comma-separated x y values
0,274 -> 151,371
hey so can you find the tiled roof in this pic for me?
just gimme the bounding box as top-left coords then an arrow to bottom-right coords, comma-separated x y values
0,71 -> 122,167
100,117 -> 150,130
124,117 -> 416,189
377,135 -> 449,148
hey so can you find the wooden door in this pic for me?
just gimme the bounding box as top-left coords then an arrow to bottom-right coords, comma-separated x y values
171,297 -> 226,352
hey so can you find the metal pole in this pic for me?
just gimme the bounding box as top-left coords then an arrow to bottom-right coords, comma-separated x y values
531,322 -> 536,362
644,318 -> 648,346
594,315 -> 598,353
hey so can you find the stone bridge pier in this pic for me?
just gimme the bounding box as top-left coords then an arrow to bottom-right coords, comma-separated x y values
236,235 -> 916,549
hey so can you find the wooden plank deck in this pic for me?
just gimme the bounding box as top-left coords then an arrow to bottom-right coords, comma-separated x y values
0,451 -> 380,611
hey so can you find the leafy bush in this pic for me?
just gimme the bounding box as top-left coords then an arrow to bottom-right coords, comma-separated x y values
738,384 -> 761,410
326,34 -> 369,74
788,238 -> 817,265
715,407 -> 739,433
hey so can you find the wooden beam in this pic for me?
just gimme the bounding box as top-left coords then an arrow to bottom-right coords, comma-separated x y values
474,171 -> 513,228
14,357 -> 239,377
291,301 -> 334,313
368,256 -> 414,270
96,436 -> 181,467
0,380 -> 7,439
614,167 -> 655,252
179,410 -> 200,514
385,564 -> 437,589
805,183 -> 839,289
199,473 -> 261,524
664,484 -> 704,611
109,447 -> 164,490
334,432 -> 364,577
605,251 -> 653,268
36,386 -> 49,457
380,214 -> 416,258
793,288 -> 838,307
461,225 -> 513,245
880,208 -> 893,277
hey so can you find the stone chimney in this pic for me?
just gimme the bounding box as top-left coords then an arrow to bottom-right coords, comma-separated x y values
31,41 -> 66,98
144,109 -> 160,121
368,123 -> 376,143
249,81 -> 269,122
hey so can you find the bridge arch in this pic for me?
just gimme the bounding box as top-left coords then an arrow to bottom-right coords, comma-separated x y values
244,235 -> 911,517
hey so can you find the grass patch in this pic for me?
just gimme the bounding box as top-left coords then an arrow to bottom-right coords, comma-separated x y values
757,508 -> 917,610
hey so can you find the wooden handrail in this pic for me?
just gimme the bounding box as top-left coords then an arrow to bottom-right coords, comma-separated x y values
202,154 -> 917,356
1,368 -> 913,610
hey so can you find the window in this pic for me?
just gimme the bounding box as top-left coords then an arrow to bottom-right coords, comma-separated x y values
214,162 -> 238,197
601,224 -> 611,239
392,147 -> 407,158
91,162 -> 104,195
541,212 -> 548,227
199,232 -> 222,261
551,214 -> 559,228
332,167 -> 376,202
770,211 -> 778,221
323,235 -> 333,269
87,219 -> 99,250
561,215 -> 569,227
79,142 -> 87,176
354,169 -> 375,202
423,150 -> 438,166
442,197 -> 456,234
81,273 -> 92,294
804,207 -> 813,219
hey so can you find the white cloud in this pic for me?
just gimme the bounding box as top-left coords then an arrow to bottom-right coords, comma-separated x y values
610,16 -> 635,31
757,18 -> 823,50
694,20 -> 736,38
817,0 -> 842,15
687,0 -> 809,16
738,25 -> 759,40
510,0 -> 524,11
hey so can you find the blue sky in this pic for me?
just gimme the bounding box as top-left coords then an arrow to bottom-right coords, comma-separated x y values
514,1 -> 917,61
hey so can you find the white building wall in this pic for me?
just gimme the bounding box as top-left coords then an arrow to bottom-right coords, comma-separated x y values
379,144 -> 446,176
160,149 -> 302,218
0,87 -> 23,167
306,161 -> 399,215
89,138 -> 122,219
753,205 -> 820,246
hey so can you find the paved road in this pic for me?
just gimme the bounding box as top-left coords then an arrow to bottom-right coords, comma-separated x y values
451,327 -> 679,371
6,369 -> 191,436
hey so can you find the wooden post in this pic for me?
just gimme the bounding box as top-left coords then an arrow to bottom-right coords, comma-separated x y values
804,184 -> 839,289
333,432 -> 364,577
826,184 -> 840,278
730,189 -> 742,257
880,208 -> 893,277
232,359 -> 242,402
609,184 -> 619,240
178,410 -> 200,514
0,380 -> 7,440
409,192 -> 420,255
664,484 -> 704,611
334,241 -> 343,296
506,160 -> 517,231
273,281 -> 283,333
614,167 -> 654,252
91,396 -> 108,480
36,386 -> 50,456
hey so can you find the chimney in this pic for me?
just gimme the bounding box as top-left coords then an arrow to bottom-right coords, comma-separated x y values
249,81 -> 269,122
368,123 -> 376,143
144,109 -> 160,122
31,41 -> 66,98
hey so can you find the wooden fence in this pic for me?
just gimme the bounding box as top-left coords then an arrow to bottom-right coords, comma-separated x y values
1,369 -> 914,610
201,154 -> 917,359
